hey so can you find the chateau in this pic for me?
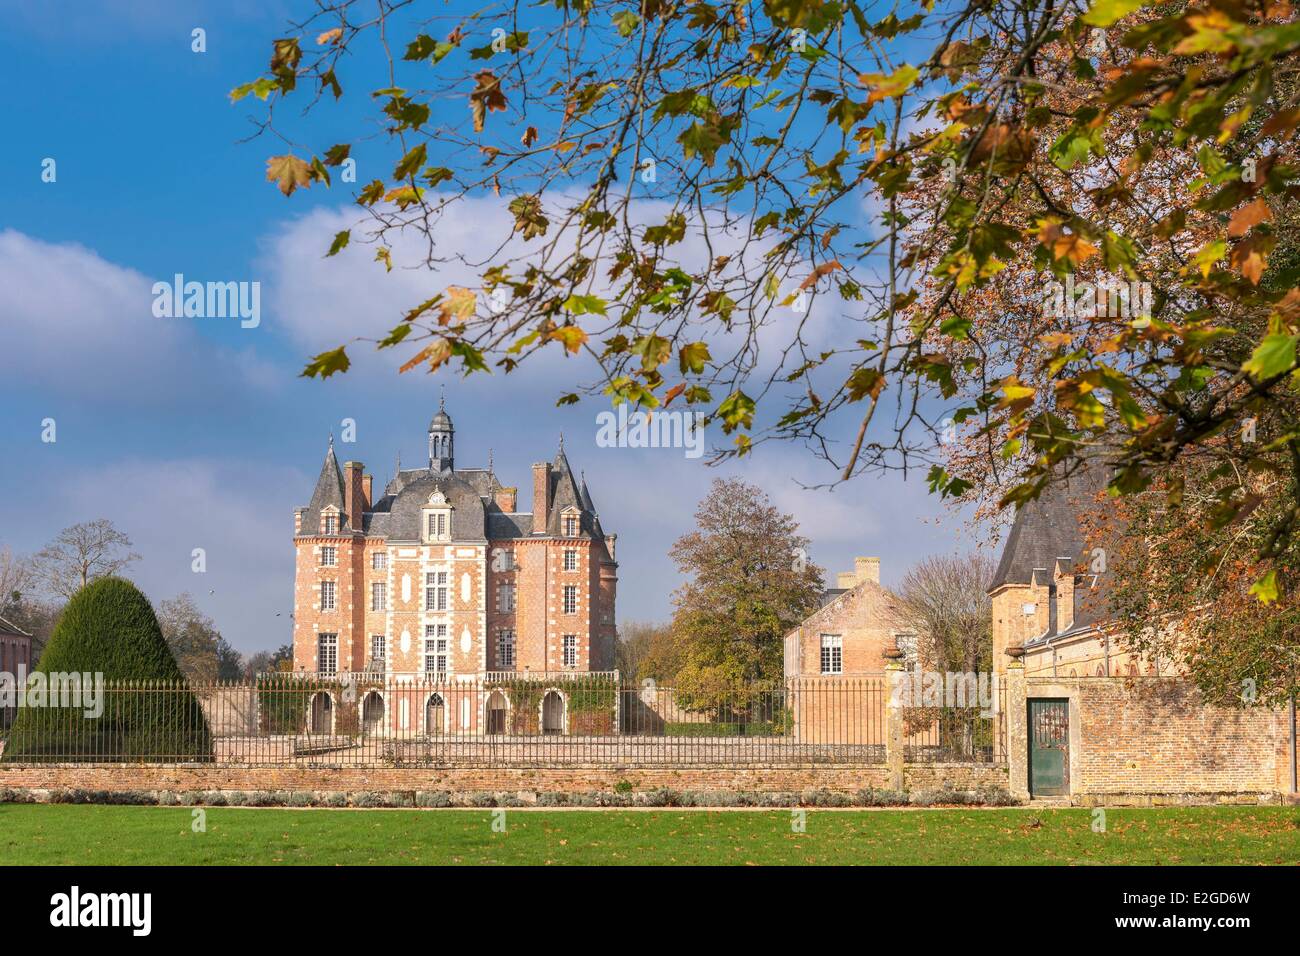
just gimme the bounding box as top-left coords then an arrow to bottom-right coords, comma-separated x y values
291,400 -> 618,685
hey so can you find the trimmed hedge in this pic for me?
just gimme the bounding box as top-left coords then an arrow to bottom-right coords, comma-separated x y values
2,577 -> 212,762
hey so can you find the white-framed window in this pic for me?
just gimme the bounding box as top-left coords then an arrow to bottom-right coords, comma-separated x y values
562,514 -> 578,537
492,547 -> 515,572
318,633 -> 338,675
496,582 -> 516,613
320,546 -> 337,567
424,624 -> 448,674
820,634 -> 843,675
562,585 -> 578,615
322,512 -> 339,535
563,549 -> 578,572
425,571 -> 448,612
370,634 -> 386,665
371,582 -> 387,611
562,634 -> 578,668
320,581 -> 337,611
424,510 -> 451,542
496,629 -> 516,669
372,552 -> 387,571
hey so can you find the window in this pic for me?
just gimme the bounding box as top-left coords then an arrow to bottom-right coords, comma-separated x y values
323,513 -> 338,535
320,546 -> 337,567
371,582 -> 387,611
424,571 -> 448,612
562,585 -> 578,615
563,549 -> 578,572
424,510 -> 451,542
496,582 -> 516,613
562,634 -> 578,668
320,581 -> 337,612
370,634 -> 386,665
424,624 -> 448,674
820,634 -> 843,675
562,514 -> 578,537
318,633 -> 338,675
372,552 -> 387,571
496,629 -> 516,669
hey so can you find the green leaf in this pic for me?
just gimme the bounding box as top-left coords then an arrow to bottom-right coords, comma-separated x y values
326,230 -> 350,256
1249,570 -> 1279,604
1081,0 -> 1147,27
562,294 -> 607,316
1242,334 -> 1297,381
393,143 -> 427,181
301,347 -> 351,379
679,342 -> 711,375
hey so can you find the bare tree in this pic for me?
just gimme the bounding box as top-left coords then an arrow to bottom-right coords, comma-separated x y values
0,546 -> 32,613
31,520 -> 141,600
898,554 -> 996,677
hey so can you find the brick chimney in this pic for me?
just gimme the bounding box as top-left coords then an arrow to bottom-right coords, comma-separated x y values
836,572 -> 858,589
1053,558 -> 1076,633
361,474 -> 373,512
495,486 -> 518,512
855,556 -> 881,585
344,461 -> 365,531
531,463 -> 551,534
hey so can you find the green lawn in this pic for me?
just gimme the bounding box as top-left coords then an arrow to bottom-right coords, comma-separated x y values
1,803 -> 1298,865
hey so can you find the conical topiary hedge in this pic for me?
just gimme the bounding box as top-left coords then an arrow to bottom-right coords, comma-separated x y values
1,577 -> 212,762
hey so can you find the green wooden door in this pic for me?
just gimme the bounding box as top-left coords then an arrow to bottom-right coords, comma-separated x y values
1028,699 -> 1069,797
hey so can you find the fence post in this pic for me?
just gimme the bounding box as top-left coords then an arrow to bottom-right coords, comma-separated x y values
884,653 -> 905,792
1005,647 -> 1029,801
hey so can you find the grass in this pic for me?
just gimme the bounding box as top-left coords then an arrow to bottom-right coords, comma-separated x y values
1,803 -> 1298,865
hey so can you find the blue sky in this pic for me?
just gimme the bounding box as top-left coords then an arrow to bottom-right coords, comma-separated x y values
0,0 -> 991,654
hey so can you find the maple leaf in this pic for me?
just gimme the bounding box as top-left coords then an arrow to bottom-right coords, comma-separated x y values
469,70 -> 507,133
1226,198 -> 1271,238
1230,235 -> 1273,285
265,154 -> 312,196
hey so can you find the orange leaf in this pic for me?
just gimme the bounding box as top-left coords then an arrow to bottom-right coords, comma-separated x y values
1230,235 -> 1273,285
799,260 -> 844,290
316,28 -> 343,45
1227,198 -> 1271,238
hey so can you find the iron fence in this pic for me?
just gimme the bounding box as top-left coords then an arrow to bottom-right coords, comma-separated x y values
0,672 -> 1006,767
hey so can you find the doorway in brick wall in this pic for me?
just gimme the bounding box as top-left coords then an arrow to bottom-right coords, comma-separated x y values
1028,698 -> 1069,797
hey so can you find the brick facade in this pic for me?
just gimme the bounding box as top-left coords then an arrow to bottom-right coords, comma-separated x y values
290,407 -> 617,736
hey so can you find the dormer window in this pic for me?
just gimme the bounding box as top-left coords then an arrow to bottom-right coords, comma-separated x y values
422,491 -> 452,543
321,509 -> 340,535
562,512 -> 579,537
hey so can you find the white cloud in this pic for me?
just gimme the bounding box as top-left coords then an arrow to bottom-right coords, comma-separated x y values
0,230 -> 278,406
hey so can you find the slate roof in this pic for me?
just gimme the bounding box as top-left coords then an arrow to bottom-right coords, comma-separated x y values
297,412 -> 606,544
990,457 -> 1120,640
299,441 -> 348,533
990,460 -> 1110,590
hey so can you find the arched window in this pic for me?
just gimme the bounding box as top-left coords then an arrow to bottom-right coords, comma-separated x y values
309,692 -> 333,734
541,690 -> 566,735
486,690 -> 508,735
425,693 -> 445,734
362,692 -> 384,735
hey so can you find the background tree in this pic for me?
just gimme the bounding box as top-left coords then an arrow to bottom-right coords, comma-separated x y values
0,546 -> 32,614
615,620 -> 682,682
669,477 -> 823,710
244,643 -> 294,678
235,0 -> 1300,600
898,553 -> 995,678
31,520 -> 140,601
156,594 -> 234,683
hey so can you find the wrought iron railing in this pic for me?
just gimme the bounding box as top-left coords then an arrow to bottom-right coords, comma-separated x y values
0,672 -> 1006,767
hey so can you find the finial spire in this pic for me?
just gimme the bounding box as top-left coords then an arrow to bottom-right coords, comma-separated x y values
558,432 -> 565,453
488,447 -> 495,472
439,383 -> 445,412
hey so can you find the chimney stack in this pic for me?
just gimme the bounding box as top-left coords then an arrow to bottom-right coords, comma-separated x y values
343,461 -> 366,532
855,556 -> 880,585
495,486 -> 518,512
531,463 -> 551,534
361,474 -> 373,512
837,572 -> 858,589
